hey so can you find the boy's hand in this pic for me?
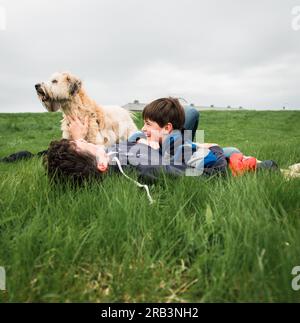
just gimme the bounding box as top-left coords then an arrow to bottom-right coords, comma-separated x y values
138,138 -> 160,150
67,115 -> 89,140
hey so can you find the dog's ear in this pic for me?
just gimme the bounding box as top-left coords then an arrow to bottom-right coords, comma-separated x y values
69,76 -> 82,96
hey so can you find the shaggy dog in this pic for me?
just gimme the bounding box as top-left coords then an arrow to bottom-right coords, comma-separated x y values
35,72 -> 137,146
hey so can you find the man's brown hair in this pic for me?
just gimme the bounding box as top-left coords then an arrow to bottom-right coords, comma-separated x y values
142,97 -> 185,130
43,139 -> 103,185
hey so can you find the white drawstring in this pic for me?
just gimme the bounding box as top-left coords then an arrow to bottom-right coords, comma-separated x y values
107,151 -> 154,204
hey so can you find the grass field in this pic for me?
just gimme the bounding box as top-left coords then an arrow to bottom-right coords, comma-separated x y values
0,110 -> 300,302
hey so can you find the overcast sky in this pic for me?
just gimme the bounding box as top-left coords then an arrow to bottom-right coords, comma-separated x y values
0,0 -> 300,112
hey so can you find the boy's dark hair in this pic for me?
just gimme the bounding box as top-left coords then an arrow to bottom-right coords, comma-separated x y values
43,139 -> 103,185
142,97 -> 185,130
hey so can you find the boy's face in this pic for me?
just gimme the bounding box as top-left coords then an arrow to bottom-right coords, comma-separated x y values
142,119 -> 173,143
73,139 -> 109,172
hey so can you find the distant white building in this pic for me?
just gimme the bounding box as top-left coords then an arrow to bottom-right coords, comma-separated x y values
122,100 -> 244,111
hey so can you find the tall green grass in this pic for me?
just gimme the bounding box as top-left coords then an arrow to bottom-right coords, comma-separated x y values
0,111 -> 300,302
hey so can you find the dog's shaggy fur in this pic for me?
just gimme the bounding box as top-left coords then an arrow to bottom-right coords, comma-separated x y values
35,72 -> 137,146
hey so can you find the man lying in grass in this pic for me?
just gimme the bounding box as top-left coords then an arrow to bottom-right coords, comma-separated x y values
44,97 -> 227,187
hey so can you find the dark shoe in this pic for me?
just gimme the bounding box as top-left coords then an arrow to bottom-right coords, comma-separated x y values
1,151 -> 34,163
257,160 -> 279,171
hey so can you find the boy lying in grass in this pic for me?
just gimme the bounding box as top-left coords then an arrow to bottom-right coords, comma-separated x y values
2,97 -> 298,199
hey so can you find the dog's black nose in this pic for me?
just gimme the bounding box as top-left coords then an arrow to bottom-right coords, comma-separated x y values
35,83 -> 41,90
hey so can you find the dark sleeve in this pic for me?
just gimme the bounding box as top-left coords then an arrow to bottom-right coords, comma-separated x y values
136,164 -> 186,184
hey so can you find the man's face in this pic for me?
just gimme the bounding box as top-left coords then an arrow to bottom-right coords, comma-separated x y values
73,139 -> 109,172
141,119 -> 173,143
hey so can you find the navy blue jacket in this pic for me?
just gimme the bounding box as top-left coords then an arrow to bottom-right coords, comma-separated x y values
106,131 -> 227,183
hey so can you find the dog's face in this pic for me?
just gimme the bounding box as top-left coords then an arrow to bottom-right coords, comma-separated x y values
35,72 -> 82,112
